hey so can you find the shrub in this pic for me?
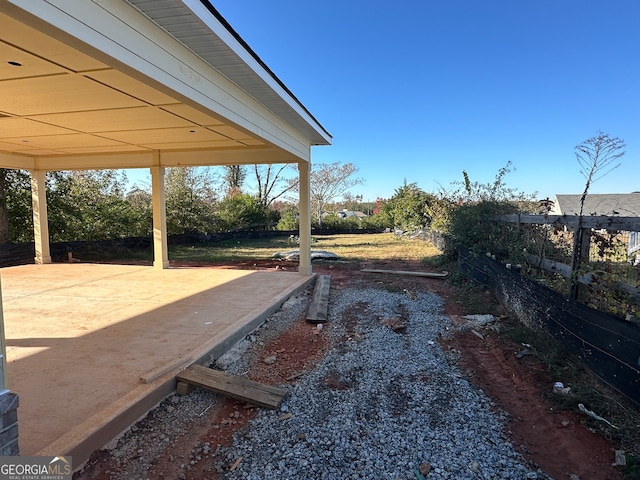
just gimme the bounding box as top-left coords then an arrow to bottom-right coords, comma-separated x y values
276,205 -> 299,230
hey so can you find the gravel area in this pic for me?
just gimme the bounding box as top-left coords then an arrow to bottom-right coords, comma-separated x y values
86,284 -> 553,479
212,286 -> 551,480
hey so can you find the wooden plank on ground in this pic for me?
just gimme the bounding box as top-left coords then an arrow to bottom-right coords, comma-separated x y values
306,274 -> 331,323
361,268 -> 448,278
176,364 -> 287,409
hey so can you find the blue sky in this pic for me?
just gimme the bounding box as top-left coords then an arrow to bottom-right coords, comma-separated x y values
206,1 -> 639,203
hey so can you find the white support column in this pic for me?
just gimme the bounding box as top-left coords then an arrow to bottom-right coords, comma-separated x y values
298,160 -> 312,275
151,160 -> 169,269
30,170 -> 51,264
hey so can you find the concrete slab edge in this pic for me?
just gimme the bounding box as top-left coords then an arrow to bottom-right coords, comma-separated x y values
37,272 -> 315,472
37,374 -> 177,471
192,273 -> 316,366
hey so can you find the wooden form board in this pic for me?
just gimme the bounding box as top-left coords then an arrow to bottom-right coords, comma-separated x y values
306,274 -> 331,323
361,268 -> 448,278
176,364 -> 287,409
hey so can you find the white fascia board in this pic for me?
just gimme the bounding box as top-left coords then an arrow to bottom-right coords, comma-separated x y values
3,0 -> 312,161
181,0 -> 331,145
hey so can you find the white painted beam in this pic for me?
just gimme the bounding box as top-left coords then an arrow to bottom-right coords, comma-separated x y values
29,152 -> 154,171
6,147 -> 302,172
160,147 -> 301,167
0,152 -> 35,170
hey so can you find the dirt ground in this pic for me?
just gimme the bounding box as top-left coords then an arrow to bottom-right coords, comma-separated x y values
75,258 -> 625,480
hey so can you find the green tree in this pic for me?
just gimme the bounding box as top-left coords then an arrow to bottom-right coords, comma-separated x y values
276,203 -> 299,230
0,169 -> 9,244
383,181 -> 433,231
124,188 -> 153,236
46,170 -> 144,241
423,194 -> 455,233
452,161 -> 533,203
218,192 -> 278,231
429,162 -> 536,239
448,200 -> 523,257
2,169 -> 33,243
440,164 -> 536,258
165,167 -> 220,235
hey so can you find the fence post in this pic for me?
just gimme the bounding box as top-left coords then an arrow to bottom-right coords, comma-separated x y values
569,223 -> 591,302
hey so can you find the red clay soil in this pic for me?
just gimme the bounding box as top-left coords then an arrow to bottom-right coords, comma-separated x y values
442,324 -> 621,480
76,259 -> 624,480
315,260 -> 622,480
146,306 -> 330,479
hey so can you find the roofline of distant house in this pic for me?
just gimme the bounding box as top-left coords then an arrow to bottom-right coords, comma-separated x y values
199,0 -> 332,140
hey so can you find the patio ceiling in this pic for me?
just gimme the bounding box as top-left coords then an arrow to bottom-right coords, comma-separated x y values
0,0 -> 330,171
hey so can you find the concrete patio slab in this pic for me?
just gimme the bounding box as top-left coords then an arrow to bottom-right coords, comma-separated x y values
0,263 -> 314,467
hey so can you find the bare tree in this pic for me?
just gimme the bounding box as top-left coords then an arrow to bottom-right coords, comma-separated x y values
254,164 -> 296,207
293,162 -> 363,227
575,131 -> 625,216
570,132 -> 625,300
223,165 -> 246,195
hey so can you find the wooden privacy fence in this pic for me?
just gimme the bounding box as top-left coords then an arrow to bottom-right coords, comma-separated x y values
497,214 -> 640,306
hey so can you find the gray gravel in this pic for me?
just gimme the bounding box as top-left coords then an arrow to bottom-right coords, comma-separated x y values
95,283 -> 552,480
212,286 -> 551,480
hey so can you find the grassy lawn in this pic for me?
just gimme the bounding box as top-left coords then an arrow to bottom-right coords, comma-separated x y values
167,233 -> 445,264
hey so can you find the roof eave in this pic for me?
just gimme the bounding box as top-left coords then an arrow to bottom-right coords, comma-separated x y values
129,0 -> 332,146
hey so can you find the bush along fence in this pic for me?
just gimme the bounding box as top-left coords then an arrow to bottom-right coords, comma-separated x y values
452,212 -> 640,406
457,245 -> 640,406
498,214 -> 640,312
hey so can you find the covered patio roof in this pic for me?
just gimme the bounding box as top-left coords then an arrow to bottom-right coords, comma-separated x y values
0,0 -> 331,460
0,0 -> 330,270
0,0 -> 331,169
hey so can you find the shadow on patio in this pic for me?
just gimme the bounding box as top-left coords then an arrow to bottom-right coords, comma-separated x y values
1,263 -> 314,466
